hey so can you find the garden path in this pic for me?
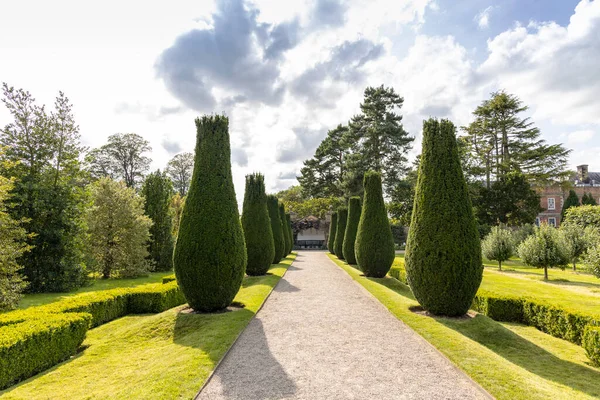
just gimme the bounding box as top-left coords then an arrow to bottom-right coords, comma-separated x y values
197,251 -> 490,400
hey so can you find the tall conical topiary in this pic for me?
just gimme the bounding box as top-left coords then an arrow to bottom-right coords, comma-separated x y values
241,173 -> 275,276
355,172 -> 394,276
334,207 -> 348,259
343,197 -> 362,265
405,118 -> 482,317
328,212 -> 338,254
267,195 -> 285,263
173,115 -> 247,312
279,202 -> 290,257
285,213 -> 294,254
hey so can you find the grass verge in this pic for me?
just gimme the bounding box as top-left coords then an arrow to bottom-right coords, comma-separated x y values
1,254 -> 296,400
330,254 -> 600,400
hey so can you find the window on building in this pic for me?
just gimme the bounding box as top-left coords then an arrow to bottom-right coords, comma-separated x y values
548,217 -> 556,227
548,198 -> 555,210
535,217 -> 541,226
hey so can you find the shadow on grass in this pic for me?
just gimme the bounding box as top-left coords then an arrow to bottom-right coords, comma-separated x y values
366,275 -> 600,398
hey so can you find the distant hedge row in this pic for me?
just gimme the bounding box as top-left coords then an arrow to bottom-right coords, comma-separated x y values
0,281 -> 185,390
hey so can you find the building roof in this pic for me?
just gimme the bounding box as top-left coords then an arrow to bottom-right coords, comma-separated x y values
571,171 -> 600,185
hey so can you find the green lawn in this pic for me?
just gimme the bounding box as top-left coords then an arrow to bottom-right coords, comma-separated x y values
330,255 -> 600,400
17,271 -> 175,310
2,254 -> 296,400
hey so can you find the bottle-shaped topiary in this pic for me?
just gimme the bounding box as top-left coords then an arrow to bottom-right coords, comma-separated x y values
241,173 -> 275,276
355,172 -> 395,276
334,207 -> 348,259
343,197 -> 362,265
328,212 -> 338,254
173,115 -> 247,312
405,118 -> 482,316
279,202 -> 290,257
267,195 -> 285,263
285,213 -> 294,254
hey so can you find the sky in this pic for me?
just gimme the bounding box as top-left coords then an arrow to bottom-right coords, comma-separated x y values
1,0 -> 599,204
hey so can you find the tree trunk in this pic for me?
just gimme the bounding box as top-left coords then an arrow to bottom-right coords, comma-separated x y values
543,265 -> 548,281
573,260 -> 576,272
498,260 -> 502,271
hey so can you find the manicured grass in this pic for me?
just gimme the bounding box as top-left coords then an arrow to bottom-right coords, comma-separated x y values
330,254 -> 600,400
17,271 -> 175,310
1,254 -> 296,400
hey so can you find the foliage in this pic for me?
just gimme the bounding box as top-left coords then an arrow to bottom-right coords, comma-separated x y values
285,213 -> 294,252
241,173 -> 275,276
280,196 -> 343,220
142,170 -> 174,272
511,224 -> 535,248
170,192 -> 185,238
518,224 -> 569,280
355,171 -> 395,277
561,189 -> 580,218
387,157 -> 419,226
327,212 -> 337,254
173,115 -> 246,312
86,178 -> 152,279
390,222 -> 407,246
333,207 -> 348,259
405,118 -> 482,316
582,192 -> 598,206
583,326 -> 600,366
86,133 -> 151,188
559,223 -> 589,271
267,195 -> 285,263
275,185 -> 306,204
563,205 -> 600,228
279,202 -> 291,256
166,152 -> 194,196
482,226 -> 514,270
342,197 -> 361,264
1,83 -> 88,293
584,244 -> 600,278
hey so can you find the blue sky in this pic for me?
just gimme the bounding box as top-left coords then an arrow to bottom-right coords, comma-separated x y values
0,0 -> 598,202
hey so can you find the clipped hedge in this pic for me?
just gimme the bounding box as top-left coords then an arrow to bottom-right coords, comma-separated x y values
583,326 -> 600,366
334,207 -> 348,259
328,212 -> 338,254
162,274 -> 176,284
342,197 -> 361,265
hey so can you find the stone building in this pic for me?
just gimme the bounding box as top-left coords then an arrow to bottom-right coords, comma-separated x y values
290,212 -> 331,250
537,164 -> 600,227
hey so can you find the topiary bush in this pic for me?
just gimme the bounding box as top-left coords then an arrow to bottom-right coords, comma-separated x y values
173,115 -> 247,312
328,212 -> 338,254
343,197 -> 362,264
279,202 -> 290,257
583,326 -> 600,366
405,118 -> 482,316
286,213 -> 294,253
334,207 -> 348,259
241,173 -> 275,276
355,172 -> 395,277
267,195 -> 285,263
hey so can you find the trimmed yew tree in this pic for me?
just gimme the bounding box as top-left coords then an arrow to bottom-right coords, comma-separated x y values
241,173 -> 275,276
268,195 -> 285,263
328,212 -> 338,254
173,115 -> 247,312
355,172 -> 395,276
279,202 -> 290,257
286,213 -> 294,254
405,118 -> 482,316
334,207 -> 348,259
343,197 -> 362,264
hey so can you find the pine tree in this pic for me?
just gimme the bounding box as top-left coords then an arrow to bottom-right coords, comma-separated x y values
582,193 -> 598,206
173,115 -> 246,312
241,173 -> 275,276
279,202 -> 290,257
405,119 -> 482,316
267,195 -> 285,263
334,207 -> 348,259
342,197 -> 361,264
355,171 -> 395,276
328,212 -> 338,254
562,190 -> 580,219
142,170 -> 175,271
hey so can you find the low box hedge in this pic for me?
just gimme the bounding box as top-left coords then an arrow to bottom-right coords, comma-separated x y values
0,281 -> 186,390
162,274 -> 176,284
583,326 -> 600,366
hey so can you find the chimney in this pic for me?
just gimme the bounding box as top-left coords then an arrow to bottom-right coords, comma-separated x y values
577,164 -> 589,183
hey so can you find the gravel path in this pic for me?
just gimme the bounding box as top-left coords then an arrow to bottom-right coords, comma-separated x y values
197,251 -> 491,400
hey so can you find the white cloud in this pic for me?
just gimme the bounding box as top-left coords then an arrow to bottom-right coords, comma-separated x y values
475,6 -> 493,29
567,130 -> 595,144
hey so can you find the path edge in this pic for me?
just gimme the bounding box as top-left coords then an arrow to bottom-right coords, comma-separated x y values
194,253 -> 297,399
326,254 -> 495,400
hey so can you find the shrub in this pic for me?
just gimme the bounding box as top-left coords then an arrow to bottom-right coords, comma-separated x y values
173,115 -> 247,312
583,326 -> 600,366
241,174 -> 275,276
328,212 -> 338,254
286,213 -> 294,253
267,195 -> 285,263
482,226 -> 514,270
472,291 -> 524,322
389,258 -> 407,284
511,224 -> 535,247
518,223 -> 569,281
355,171 -> 395,277
279,203 -> 290,257
561,189 -> 580,219
584,244 -> 600,278
127,282 -> 186,313
162,274 -> 176,284
334,207 -> 348,259
405,119 -> 482,316
563,205 -> 600,229
560,223 -> 589,271
342,197 -> 361,264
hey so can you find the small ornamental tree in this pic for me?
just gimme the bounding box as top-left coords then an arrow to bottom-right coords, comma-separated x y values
584,243 -> 600,278
582,193 -> 598,206
241,173 -> 275,276
518,223 -> 569,281
562,189 -> 580,219
267,195 -> 285,263
405,118 -> 482,316
355,171 -> 395,277
328,212 -> 338,254
334,207 -> 348,259
343,197 -> 362,264
560,223 -> 589,271
482,226 -> 513,270
286,213 -> 294,253
279,202 -> 290,257
173,115 -> 247,312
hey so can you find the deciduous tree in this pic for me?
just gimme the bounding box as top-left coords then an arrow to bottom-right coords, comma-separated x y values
166,152 -> 194,196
